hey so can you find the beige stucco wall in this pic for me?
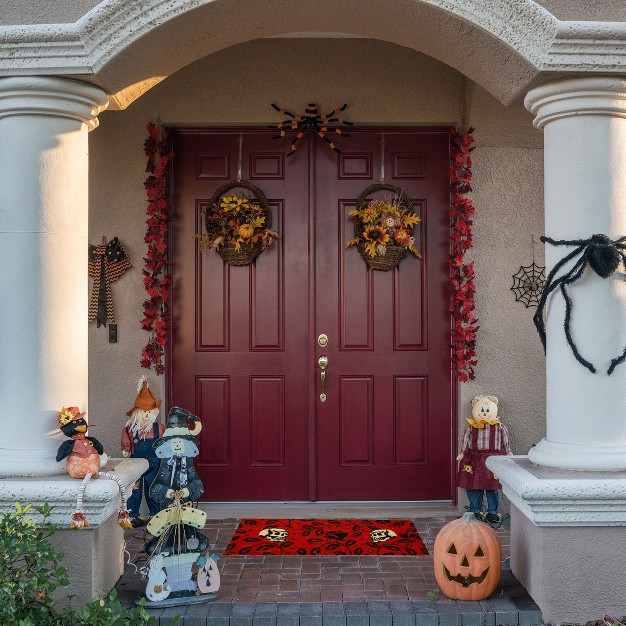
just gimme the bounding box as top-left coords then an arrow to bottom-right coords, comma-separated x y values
462,83 -> 546,461
535,0 -> 626,21
0,0 -> 100,24
88,38 -> 545,497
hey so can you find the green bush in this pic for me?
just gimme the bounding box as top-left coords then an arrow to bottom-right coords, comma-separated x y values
0,503 -> 158,626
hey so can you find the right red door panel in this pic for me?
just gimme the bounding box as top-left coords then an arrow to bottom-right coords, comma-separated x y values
314,130 -> 453,500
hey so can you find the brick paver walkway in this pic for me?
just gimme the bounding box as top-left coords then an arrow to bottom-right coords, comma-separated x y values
117,516 -> 542,625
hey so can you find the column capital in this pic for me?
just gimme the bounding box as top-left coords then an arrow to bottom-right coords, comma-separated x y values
0,76 -> 108,130
525,76 -> 626,129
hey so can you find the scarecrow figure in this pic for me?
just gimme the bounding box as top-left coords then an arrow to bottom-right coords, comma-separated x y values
55,406 -> 132,529
149,407 -> 204,508
456,395 -> 512,524
121,376 -> 165,527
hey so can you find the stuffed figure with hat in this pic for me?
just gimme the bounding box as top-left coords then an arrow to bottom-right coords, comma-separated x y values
137,406 -> 220,605
121,376 -> 165,527
456,395 -> 513,525
55,406 -> 132,530
149,406 -> 204,508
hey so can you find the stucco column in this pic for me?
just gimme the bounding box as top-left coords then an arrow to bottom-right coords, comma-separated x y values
525,77 -> 626,471
0,77 -> 108,477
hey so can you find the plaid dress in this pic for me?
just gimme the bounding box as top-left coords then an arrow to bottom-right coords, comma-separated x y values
456,422 -> 511,490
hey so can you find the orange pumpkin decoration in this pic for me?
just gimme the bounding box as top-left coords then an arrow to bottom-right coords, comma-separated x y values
433,512 -> 502,600
239,223 -> 255,240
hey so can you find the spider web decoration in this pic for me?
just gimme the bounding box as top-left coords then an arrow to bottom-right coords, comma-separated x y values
511,263 -> 546,307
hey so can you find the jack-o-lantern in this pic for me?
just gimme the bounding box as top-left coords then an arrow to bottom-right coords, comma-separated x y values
433,512 -> 501,600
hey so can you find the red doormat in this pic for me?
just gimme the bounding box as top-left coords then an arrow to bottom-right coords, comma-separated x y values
223,519 -> 429,556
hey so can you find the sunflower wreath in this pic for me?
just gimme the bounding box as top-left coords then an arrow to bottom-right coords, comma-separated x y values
195,180 -> 279,267
346,183 -> 421,271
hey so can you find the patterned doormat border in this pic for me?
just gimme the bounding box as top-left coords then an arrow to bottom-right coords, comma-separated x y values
223,518 -> 429,556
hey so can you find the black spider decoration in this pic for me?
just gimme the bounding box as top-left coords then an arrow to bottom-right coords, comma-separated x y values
271,102 -> 353,156
534,233 -> 626,375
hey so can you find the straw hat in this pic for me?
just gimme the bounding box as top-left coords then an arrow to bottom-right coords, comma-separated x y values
126,376 -> 162,416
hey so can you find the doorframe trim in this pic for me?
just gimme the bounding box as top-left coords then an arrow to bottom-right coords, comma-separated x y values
166,125 -> 459,503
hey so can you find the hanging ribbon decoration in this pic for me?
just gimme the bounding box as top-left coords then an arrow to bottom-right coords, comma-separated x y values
88,237 -> 131,327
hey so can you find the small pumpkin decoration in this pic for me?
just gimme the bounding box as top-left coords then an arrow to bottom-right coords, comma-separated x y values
433,512 -> 501,600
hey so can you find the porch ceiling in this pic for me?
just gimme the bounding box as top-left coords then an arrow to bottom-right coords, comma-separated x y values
0,0 -> 624,108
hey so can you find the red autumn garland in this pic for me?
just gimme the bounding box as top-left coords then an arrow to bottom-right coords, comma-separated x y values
140,123 -> 173,374
450,128 -> 479,382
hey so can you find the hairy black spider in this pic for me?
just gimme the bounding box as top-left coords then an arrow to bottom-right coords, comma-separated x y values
534,233 -> 626,375
271,102 -> 353,156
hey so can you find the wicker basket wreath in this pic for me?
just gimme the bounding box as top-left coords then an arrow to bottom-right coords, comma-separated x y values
347,183 -> 421,271
195,180 -> 278,266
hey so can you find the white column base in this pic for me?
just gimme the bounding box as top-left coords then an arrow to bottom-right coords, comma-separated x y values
528,438 -> 626,472
488,455 -> 626,624
487,455 -> 626,526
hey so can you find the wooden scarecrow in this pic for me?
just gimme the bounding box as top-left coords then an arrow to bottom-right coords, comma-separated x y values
121,376 -> 165,527
149,407 -> 204,508
139,407 -> 220,606
55,406 -> 132,529
88,236 -> 131,327
456,395 -> 512,524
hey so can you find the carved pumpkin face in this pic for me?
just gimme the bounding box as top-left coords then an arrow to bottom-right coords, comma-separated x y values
433,512 -> 501,600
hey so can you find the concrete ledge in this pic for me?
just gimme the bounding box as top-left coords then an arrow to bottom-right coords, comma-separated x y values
0,457 -> 148,606
488,455 -> 626,623
486,455 -> 626,526
50,513 -> 125,605
0,457 -> 148,525
510,505 -> 626,624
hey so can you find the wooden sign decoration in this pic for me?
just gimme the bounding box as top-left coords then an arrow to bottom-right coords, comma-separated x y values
139,407 -> 220,607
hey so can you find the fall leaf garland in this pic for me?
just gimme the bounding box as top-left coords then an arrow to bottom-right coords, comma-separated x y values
138,125 -> 477,379
450,128 -> 479,382
140,122 -> 173,374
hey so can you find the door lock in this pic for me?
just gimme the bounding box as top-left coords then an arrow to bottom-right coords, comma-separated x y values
317,354 -> 328,402
317,333 -> 329,348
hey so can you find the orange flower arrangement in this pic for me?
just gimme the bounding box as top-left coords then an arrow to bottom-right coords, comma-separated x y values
347,194 -> 421,266
195,192 -> 279,263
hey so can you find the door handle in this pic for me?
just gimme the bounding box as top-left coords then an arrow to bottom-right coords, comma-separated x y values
318,355 -> 328,403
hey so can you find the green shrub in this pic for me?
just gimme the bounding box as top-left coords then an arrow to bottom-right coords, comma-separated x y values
0,503 -> 158,626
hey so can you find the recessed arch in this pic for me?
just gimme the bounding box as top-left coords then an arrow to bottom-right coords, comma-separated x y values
92,0 -> 557,107
0,0 -> 561,106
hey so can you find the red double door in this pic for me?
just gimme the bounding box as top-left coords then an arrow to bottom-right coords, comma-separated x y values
171,128 -> 454,501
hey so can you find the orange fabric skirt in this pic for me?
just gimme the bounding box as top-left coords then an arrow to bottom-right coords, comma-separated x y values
66,453 -> 100,479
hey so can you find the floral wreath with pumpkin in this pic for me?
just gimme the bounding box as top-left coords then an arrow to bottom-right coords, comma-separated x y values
346,183 -> 421,271
195,180 -> 279,266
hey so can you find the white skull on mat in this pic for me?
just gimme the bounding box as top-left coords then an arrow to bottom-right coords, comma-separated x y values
259,527 -> 288,542
370,528 -> 397,543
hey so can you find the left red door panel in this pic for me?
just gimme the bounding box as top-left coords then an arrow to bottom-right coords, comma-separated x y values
170,131 -> 310,500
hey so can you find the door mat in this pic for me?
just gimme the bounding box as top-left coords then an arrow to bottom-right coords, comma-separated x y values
223,519 -> 429,556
